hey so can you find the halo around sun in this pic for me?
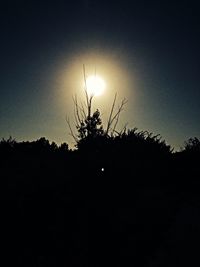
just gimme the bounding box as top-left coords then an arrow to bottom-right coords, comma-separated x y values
86,75 -> 105,96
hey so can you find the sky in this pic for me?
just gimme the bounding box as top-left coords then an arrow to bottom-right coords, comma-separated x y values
0,0 -> 200,150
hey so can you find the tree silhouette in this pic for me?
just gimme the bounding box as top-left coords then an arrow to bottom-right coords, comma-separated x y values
77,109 -> 104,139
66,65 -> 127,147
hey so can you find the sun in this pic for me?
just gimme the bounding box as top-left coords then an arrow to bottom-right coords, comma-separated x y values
86,75 -> 106,97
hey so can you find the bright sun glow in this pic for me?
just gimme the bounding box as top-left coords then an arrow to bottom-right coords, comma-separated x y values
86,75 -> 106,96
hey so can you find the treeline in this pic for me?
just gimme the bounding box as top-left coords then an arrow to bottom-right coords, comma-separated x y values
0,136 -> 69,154
1,131 -> 200,267
0,130 -> 199,166
1,131 -> 200,187
2,131 -> 200,154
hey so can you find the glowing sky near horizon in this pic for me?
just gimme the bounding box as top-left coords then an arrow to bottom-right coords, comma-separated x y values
0,1 -> 200,150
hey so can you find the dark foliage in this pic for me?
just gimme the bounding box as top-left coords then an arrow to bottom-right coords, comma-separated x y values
77,109 -> 104,140
183,137 -> 200,153
1,132 -> 200,267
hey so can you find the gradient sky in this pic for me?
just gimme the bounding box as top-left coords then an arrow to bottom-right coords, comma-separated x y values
0,0 -> 200,150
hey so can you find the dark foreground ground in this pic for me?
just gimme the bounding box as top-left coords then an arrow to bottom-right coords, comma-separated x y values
1,141 -> 200,267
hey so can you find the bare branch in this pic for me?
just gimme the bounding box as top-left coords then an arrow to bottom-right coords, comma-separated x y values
106,96 -> 127,135
66,116 -> 78,142
72,95 -> 82,125
112,109 -> 121,134
83,64 -> 90,115
105,93 -> 117,135
73,105 -> 79,127
80,102 -> 87,120
73,94 -> 87,122
110,98 -> 127,124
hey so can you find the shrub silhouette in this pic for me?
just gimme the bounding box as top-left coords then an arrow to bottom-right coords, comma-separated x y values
183,137 -> 200,153
0,136 -> 16,151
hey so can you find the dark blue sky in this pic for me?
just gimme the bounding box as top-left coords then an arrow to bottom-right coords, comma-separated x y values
0,0 -> 200,150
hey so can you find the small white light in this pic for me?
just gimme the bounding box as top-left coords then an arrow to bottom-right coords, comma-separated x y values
101,167 -> 104,172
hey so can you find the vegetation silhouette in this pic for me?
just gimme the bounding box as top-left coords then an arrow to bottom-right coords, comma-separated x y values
1,136 -> 200,266
1,133 -> 200,266
1,70 -> 200,266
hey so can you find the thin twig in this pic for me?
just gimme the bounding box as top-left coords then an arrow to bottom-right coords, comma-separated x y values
66,116 -> 78,142
105,93 -> 117,135
73,95 -> 82,125
107,98 -> 127,134
83,64 -> 90,116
